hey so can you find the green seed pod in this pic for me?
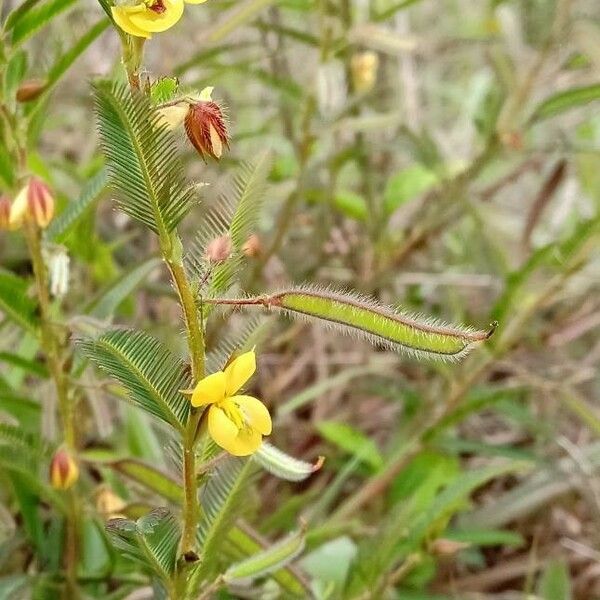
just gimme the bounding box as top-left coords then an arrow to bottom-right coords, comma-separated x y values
272,287 -> 495,359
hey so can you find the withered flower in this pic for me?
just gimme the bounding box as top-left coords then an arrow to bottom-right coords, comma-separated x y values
184,100 -> 229,160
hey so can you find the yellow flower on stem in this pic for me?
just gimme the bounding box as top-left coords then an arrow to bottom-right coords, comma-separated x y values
111,0 -> 185,39
190,350 -> 272,456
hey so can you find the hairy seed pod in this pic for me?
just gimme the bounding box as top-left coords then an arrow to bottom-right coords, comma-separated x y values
184,101 -> 229,160
208,286 -> 497,360
50,448 -> 79,490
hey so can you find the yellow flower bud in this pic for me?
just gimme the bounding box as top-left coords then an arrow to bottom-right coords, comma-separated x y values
351,51 -> 379,93
9,178 -> 55,229
50,448 -> 79,491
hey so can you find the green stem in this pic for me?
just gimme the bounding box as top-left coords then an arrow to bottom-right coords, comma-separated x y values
118,31 -> 205,576
165,245 -> 205,560
24,222 -> 78,597
121,34 -> 145,91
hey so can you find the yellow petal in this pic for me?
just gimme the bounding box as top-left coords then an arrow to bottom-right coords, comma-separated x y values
198,86 -> 214,101
226,428 -> 262,457
224,350 -> 256,396
233,395 -> 272,435
156,104 -> 189,130
128,0 -> 184,33
191,371 -> 226,407
209,124 -> 223,158
208,405 -> 239,450
8,186 -> 28,228
111,6 -> 152,38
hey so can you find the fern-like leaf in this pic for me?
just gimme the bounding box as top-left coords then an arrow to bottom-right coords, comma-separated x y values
188,151 -> 271,295
107,508 -> 180,587
93,81 -> 195,237
46,169 -> 107,242
193,457 -> 256,584
79,329 -> 191,430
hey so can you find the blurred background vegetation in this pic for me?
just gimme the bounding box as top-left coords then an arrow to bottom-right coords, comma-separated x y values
1,0 -> 600,598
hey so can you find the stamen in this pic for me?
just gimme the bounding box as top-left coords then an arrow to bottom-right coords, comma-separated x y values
149,0 -> 166,14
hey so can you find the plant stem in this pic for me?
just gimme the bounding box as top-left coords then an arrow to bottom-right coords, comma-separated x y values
24,222 -> 79,597
165,247 -> 205,559
119,30 -> 205,571
121,34 -> 145,91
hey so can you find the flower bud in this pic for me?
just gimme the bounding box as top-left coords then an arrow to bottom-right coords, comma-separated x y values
351,51 -> 379,93
205,234 -> 233,263
0,195 -> 11,230
184,101 -> 229,160
50,448 -> 79,490
242,233 -> 262,258
9,177 -> 54,229
16,79 -> 47,103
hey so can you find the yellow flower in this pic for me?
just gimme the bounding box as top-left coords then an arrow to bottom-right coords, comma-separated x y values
111,0 -> 184,39
190,350 -> 272,456
111,0 -> 208,39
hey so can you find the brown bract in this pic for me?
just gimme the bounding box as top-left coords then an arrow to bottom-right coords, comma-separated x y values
0,196 -> 11,229
184,101 -> 229,160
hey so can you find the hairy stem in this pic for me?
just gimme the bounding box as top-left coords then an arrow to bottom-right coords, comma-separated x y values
121,34 -> 145,91
119,33 -> 205,575
24,223 -> 79,597
165,250 -> 205,560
